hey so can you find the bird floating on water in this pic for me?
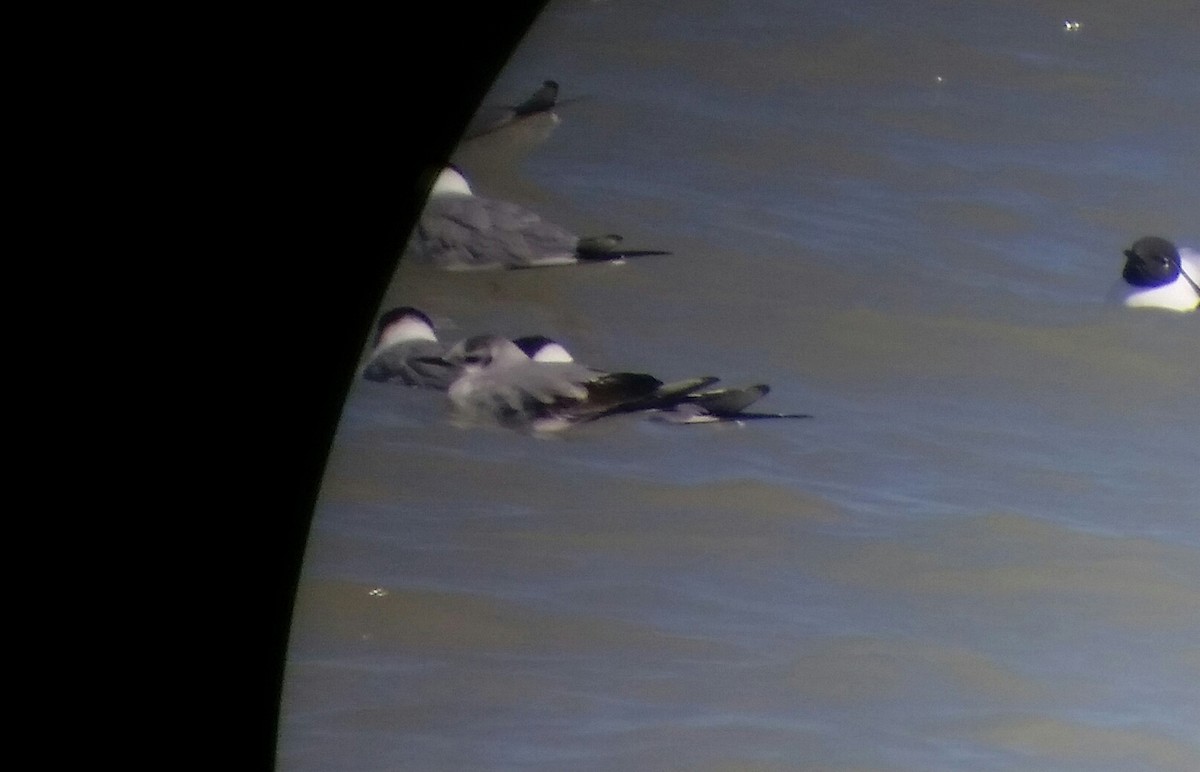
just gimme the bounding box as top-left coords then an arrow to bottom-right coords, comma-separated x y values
405,166 -> 671,270
512,336 -> 812,425
462,79 -> 586,140
361,306 -> 461,388
431,334 -> 684,432
1110,236 -> 1199,312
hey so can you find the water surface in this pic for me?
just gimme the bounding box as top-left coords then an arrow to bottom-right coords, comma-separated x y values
280,1 -> 1200,769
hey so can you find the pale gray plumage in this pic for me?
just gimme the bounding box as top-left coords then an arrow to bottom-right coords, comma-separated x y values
407,167 -> 669,270
510,336 -> 810,424
416,190 -> 581,269
439,335 -> 665,430
361,307 -> 459,389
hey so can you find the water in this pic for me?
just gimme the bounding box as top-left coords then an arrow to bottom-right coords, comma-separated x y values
279,1 -> 1200,769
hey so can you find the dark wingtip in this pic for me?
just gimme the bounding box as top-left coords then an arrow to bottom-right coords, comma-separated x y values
617,250 -> 673,258
412,355 -> 453,369
575,239 -> 673,261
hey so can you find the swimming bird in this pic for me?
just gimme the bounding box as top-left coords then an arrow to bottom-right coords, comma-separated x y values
462,80 -> 559,140
511,336 -> 811,424
433,334 -> 674,431
1111,236 -> 1200,312
511,79 -> 560,118
361,306 -> 460,388
406,166 -> 671,270
462,80 -> 585,140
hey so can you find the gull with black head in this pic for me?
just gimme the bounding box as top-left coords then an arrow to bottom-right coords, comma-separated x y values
1111,236 -> 1199,312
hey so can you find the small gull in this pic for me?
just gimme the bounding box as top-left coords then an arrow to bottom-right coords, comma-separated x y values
514,336 -> 812,424
406,166 -> 671,270
431,334 -> 678,431
1110,236 -> 1199,312
462,79 -> 585,140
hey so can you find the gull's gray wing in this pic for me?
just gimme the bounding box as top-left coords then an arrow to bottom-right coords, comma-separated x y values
362,339 -> 457,388
586,376 -> 722,419
414,195 -> 580,269
452,360 -> 662,426
691,384 -> 771,414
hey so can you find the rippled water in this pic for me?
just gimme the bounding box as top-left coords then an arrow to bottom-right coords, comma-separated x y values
279,1 -> 1200,769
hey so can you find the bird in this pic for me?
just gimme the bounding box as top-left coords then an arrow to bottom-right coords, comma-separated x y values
511,79 -> 560,118
360,306 -> 460,388
510,336 -> 811,424
405,166 -> 671,270
1111,236 -> 1200,312
462,80 -> 581,140
431,334 -> 674,431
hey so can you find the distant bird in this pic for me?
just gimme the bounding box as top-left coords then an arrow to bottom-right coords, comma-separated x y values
512,336 -> 811,424
461,80 -> 588,140
1111,236 -> 1199,312
433,334 -> 672,431
463,80 -> 563,140
361,306 -> 459,388
406,166 -> 671,270
511,79 -> 560,117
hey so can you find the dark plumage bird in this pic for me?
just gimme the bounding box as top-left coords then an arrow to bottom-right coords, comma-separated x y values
463,80 -> 564,140
511,79 -> 559,117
